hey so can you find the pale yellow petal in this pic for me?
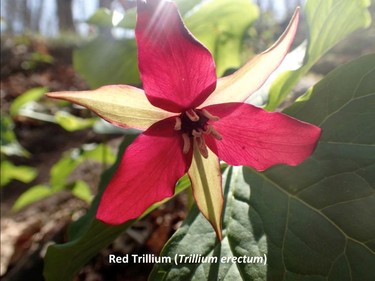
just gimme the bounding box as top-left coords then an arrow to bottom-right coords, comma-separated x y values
46,85 -> 173,130
200,8 -> 300,107
188,143 -> 224,240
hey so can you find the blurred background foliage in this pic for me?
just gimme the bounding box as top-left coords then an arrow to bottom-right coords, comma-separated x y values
1,0 -> 374,280
1,0 -> 317,212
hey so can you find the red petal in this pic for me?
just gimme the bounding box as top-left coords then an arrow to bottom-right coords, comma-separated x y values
204,103 -> 321,171
136,0 -> 216,112
97,118 -> 192,224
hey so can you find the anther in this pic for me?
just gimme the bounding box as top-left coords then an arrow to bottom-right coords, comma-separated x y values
207,125 -> 222,140
200,109 -> 220,121
186,109 -> 199,121
174,117 -> 181,131
182,133 -> 191,154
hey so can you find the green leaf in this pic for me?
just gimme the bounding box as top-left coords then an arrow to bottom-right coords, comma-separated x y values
1,160 -> 37,187
49,143 -> 115,190
185,0 -> 259,76
81,143 -> 116,164
54,111 -> 96,131
0,114 -> 30,157
71,180 -> 93,203
117,10 -> 136,29
176,0 -> 205,16
151,55 -> 375,280
43,136 -> 191,281
50,154 -> 82,190
13,185 -> 52,211
13,145 -> 102,206
87,8 -> 115,28
265,0 -> 371,110
73,35 -> 140,89
0,142 -> 29,158
10,87 -> 48,116
150,167 -> 269,280
0,114 -> 17,146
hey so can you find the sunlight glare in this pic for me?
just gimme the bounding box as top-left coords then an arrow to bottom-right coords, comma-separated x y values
144,0 -> 174,39
112,10 -> 124,27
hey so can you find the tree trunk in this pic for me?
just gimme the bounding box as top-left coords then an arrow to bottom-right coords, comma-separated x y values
4,0 -> 15,34
57,0 -> 75,32
21,0 -> 31,32
30,0 -> 44,33
99,0 -> 113,9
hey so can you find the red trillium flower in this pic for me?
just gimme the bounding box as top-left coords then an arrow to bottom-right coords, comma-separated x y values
47,0 -> 321,239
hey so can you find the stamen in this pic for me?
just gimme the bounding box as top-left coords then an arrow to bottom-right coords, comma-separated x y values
207,125 -> 222,140
174,117 -> 181,131
202,125 -> 211,134
182,133 -> 191,154
186,109 -> 199,121
192,129 -> 202,137
178,108 -> 222,156
200,109 -> 220,121
195,136 -> 208,158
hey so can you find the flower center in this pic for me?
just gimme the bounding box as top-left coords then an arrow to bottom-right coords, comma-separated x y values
174,109 -> 222,158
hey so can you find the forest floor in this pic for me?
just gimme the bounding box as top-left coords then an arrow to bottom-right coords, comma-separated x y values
1,24 -> 374,281
1,35 -> 188,281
